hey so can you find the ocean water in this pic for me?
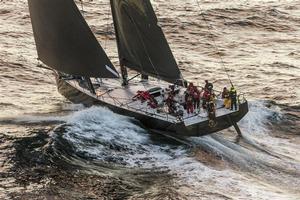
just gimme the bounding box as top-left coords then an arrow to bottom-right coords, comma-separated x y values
0,0 -> 299,199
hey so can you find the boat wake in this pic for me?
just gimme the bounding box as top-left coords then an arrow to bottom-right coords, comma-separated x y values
5,101 -> 300,199
49,107 -> 186,168
183,100 -> 300,199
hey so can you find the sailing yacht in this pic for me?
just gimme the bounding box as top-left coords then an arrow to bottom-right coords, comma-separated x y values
28,0 -> 248,137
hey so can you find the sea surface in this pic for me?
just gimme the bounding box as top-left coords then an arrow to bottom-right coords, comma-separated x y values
0,0 -> 300,199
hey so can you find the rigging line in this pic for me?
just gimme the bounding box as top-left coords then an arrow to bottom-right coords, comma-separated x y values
36,59 -> 55,84
104,1 -> 110,51
194,0 -> 234,86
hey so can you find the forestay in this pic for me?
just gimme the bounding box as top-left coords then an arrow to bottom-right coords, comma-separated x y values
28,0 -> 119,78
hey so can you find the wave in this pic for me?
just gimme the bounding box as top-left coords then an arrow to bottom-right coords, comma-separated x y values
49,106 -> 187,168
184,101 -> 300,197
46,101 -> 289,168
51,106 -> 285,198
238,100 -> 283,135
8,102 -> 299,199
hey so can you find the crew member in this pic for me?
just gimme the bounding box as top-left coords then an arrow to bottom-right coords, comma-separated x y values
187,82 -> 194,94
133,90 -> 150,102
222,87 -> 230,109
193,86 -> 201,112
148,96 -> 158,109
166,93 -> 176,114
186,93 -> 194,114
207,96 -> 217,127
229,86 -> 237,110
202,89 -> 210,109
184,90 -> 189,110
204,80 -> 213,92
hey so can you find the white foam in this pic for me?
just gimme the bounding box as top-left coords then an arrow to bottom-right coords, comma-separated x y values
238,100 -> 282,135
56,105 -> 300,199
238,101 -> 300,167
61,106 -> 184,167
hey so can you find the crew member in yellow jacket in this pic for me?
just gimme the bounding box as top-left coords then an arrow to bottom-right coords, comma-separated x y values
221,87 -> 231,109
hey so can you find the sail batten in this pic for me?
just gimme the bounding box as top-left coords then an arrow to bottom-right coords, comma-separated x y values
110,0 -> 181,82
28,0 -> 119,78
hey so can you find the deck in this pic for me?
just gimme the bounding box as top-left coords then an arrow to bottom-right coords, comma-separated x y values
65,78 -> 243,126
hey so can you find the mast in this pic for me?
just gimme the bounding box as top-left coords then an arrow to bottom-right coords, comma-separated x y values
120,58 -> 128,86
85,77 -> 96,94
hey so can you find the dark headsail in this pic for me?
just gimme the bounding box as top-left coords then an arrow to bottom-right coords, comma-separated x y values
28,0 -> 119,78
110,0 -> 181,83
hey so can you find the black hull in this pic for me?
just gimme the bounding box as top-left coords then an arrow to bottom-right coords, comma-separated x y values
56,77 -> 248,137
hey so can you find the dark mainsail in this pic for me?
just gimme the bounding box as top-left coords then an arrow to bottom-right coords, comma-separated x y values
110,0 -> 181,83
28,0 -> 119,78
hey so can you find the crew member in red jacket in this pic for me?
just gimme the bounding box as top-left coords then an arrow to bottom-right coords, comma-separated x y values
186,94 -> 194,114
192,86 -> 201,111
202,89 -> 211,109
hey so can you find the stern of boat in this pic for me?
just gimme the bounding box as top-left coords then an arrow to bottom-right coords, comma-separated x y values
182,99 -> 249,136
